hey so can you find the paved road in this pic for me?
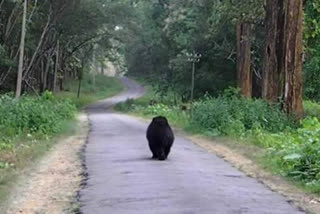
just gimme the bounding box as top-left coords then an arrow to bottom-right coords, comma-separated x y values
79,78 -> 304,214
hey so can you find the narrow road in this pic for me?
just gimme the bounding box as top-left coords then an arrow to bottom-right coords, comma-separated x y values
79,78 -> 304,214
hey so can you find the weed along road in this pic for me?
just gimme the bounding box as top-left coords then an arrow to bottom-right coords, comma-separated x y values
79,78 -> 304,214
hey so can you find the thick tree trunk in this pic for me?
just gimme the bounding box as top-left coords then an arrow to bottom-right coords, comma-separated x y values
263,0 -> 304,119
15,0 -> 27,99
283,0 -> 304,118
262,0 -> 284,102
236,22 -> 252,98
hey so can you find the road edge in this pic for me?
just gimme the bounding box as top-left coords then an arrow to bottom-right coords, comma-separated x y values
4,113 -> 89,214
188,135 -> 320,214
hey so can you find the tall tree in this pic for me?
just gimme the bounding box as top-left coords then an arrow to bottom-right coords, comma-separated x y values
263,0 -> 303,118
221,0 -> 264,98
15,0 -> 27,98
236,22 -> 252,97
283,0 -> 304,118
262,0 -> 284,102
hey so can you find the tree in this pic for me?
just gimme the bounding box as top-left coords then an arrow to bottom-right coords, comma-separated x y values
263,0 -> 304,118
1,0 -> 119,94
282,0 -> 304,118
221,0 -> 264,98
15,0 -> 27,98
236,22 -> 252,97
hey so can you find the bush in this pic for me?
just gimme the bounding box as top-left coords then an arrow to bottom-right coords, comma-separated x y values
256,118 -> 320,186
0,93 -> 76,139
191,96 -> 292,136
304,100 -> 320,118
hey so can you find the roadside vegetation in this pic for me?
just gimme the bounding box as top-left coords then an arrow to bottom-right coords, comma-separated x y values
0,74 -> 123,203
116,85 -> 320,194
0,92 -> 76,201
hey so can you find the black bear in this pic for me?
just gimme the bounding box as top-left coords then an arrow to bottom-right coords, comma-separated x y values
146,116 -> 174,161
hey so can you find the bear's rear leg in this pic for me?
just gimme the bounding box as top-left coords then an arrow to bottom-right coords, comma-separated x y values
165,146 -> 171,158
158,149 -> 166,161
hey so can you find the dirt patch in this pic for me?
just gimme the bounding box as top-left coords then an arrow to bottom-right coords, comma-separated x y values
188,135 -> 320,214
3,113 -> 88,214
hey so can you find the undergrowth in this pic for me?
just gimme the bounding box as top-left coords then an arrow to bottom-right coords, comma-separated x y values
0,92 -> 76,168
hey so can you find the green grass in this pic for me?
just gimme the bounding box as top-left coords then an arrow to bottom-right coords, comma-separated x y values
57,74 -> 124,109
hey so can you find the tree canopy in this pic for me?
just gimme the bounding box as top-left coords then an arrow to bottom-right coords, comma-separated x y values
0,0 -> 318,118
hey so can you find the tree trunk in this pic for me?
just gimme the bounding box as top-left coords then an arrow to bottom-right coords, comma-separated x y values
40,58 -> 45,93
262,0 -> 284,102
283,0 -> 304,118
59,74 -> 64,91
43,55 -> 51,92
263,0 -> 303,119
101,62 -> 104,74
236,22 -> 252,98
15,0 -> 27,99
77,78 -> 82,98
53,40 -> 59,93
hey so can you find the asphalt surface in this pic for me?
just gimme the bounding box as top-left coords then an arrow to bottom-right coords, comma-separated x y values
79,78 -> 304,214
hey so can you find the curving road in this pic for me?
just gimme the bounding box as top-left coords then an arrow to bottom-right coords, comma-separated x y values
79,78 -> 304,214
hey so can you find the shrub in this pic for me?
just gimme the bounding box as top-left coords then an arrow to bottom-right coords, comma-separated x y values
191,96 -> 292,136
304,100 -> 320,118
257,117 -> 320,185
0,93 -> 76,139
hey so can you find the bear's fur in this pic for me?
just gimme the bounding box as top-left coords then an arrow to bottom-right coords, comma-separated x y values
146,116 -> 174,161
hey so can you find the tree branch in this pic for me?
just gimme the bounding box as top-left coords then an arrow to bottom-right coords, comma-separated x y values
68,31 -> 110,57
28,0 -> 38,22
23,7 -> 52,80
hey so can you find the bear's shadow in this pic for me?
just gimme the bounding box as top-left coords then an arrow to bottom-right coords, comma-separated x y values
112,156 -> 166,164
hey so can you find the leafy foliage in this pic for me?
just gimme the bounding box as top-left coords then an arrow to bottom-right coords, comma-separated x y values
191,92 -> 292,136
118,1 -> 238,99
304,100 -> 320,118
304,0 -> 320,101
255,118 -> 320,188
0,93 -> 76,139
